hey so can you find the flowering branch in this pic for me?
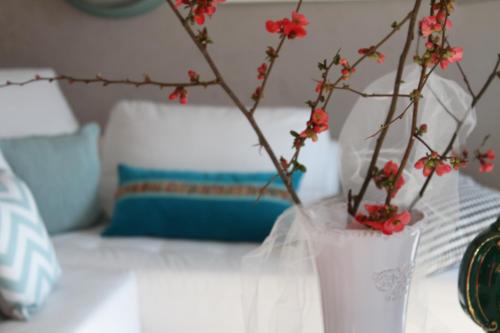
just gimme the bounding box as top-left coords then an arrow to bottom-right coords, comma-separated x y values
281,51 -> 341,179
164,0 -> 302,204
384,2 -> 452,205
250,1 -> 304,114
410,53 -> 500,209
0,74 -> 219,89
348,0 -> 424,216
319,11 -> 413,112
280,12 -> 415,198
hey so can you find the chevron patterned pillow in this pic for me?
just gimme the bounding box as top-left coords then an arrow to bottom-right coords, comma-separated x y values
0,169 -> 61,320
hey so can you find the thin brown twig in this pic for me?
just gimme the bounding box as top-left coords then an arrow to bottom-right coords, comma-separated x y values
414,134 -> 435,153
0,74 -> 219,89
445,38 -> 477,100
250,37 -> 286,115
365,102 -> 413,139
428,85 -> 460,123
335,84 -> 412,98
473,54 -> 500,107
256,174 -> 279,202
455,61 -> 476,99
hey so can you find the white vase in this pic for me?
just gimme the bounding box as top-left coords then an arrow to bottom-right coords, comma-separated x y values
313,220 -> 421,333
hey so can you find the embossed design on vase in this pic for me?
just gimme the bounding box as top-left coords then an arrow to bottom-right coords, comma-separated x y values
373,264 -> 415,301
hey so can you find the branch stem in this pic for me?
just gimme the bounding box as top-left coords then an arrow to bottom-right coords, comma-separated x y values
349,0 -> 423,215
249,0 -> 304,114
410,54 -> 500,210
164,0 -> 302,204
0,75 -> 219,89
336,84 -> 412,98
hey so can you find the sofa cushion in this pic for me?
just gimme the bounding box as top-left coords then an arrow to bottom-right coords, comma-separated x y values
103,164 -> 302,242
0,124 -> 102,235
100,100 -> 340,215
0,162 -> 61,320
0,68 -> 78,138
0,268 -> 140,333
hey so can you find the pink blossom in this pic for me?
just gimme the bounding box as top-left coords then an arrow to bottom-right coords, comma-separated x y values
420,14 -> 453,37
355,204 -> 411,235
266,11 -> 309,39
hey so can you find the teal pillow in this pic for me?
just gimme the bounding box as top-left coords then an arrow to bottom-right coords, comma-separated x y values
103,165 -> 302,242
0,124 -> 101,235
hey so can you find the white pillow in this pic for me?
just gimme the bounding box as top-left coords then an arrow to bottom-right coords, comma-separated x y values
100,100 -> 340,215
0,68 -> 79,138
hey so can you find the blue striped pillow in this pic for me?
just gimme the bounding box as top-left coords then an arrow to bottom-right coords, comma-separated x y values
103,165 -> 302,242
0,170 -> 61,320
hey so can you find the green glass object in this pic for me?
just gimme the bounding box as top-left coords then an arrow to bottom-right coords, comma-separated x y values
66,0 -> 164,18
458,216 -> 500,332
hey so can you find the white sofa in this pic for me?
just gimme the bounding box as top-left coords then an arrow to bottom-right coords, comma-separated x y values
0,68 -> 481,333
1,269 -> 140,333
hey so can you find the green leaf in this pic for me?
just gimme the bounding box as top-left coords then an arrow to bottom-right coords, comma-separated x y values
293,161 -> 307,173
333,54 -> 341,65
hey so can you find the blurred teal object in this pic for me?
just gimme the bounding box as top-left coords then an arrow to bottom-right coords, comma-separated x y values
458,216 -> 500,332
0,124 -> 102,235
66,0 -> 164,18
104,164 -> 303,242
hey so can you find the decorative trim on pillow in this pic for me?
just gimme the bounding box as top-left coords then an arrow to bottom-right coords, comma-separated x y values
116,181 -> 292,201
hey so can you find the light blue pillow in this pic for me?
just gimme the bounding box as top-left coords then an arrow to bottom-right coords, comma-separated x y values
0,124 -> 101,235
0,170 -> 61,320
103,164 -> 302,242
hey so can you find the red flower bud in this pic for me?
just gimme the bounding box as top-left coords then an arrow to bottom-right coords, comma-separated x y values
266,11 -> 308,39
188,69 -> 199,82
480,162 -> 494,173
419,124 -> 428,134
355,204 -> 411,235
257,63 -> 267,80
435,162 -> 452,176
168,87 -> 188,105
486,149 -> 496,160
168,90 -> 179,101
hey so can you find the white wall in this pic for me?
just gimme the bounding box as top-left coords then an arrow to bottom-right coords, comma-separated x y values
0,0 -> 499,188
